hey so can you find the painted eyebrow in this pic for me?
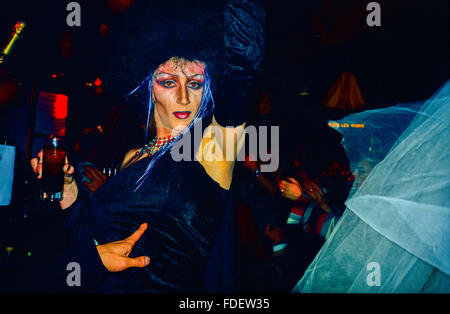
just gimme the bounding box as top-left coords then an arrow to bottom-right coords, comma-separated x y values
189,74 -> 205,80
155,72 -> 179,78
155,72 -> 204,81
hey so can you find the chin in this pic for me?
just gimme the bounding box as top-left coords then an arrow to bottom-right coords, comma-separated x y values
170,121 -> 192,134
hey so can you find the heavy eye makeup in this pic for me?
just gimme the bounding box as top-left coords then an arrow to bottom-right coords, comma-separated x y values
187,80 -> 204,90
156,78 -> 204,90
157,79 -> 177,88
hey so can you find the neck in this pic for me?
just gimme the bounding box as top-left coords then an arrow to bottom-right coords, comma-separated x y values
155,127 -> 173,138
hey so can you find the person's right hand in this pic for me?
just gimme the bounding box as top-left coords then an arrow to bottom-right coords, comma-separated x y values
30,149 -> 78,210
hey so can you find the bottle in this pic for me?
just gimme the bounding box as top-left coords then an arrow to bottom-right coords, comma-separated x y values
0,21 -> 26,65
0,21 -> 26,109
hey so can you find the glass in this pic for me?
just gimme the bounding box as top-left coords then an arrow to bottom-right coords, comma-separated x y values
40,136 -> 66,202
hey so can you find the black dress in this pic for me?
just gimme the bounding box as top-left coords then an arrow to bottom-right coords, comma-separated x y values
61,116 -> 232,293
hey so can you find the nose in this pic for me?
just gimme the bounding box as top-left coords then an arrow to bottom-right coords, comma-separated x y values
177,85 -> 190,106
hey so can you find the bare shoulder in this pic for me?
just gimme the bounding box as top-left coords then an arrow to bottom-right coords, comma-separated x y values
121,148 -> 141,169
196,116 -> 246,190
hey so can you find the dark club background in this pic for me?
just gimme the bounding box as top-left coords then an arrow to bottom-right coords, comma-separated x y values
0,0 -> 448,294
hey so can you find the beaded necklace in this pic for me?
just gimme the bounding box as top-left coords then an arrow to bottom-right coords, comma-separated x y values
135,135 -> 176,158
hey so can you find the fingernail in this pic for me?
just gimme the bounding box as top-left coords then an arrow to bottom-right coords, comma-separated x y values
145,257 -> 150,265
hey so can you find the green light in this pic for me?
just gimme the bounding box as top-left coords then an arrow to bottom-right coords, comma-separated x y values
298,90 -> 310,96
27,251 -> 32,257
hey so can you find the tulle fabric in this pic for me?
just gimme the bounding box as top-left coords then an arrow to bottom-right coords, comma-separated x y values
293,80 -> 450,293
293,210 -> 450,293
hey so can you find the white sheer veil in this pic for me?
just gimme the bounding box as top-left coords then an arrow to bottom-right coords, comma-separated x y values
293,80 -> 450,293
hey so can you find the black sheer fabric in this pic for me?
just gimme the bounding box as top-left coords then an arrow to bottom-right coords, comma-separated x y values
213,0 -> 265,127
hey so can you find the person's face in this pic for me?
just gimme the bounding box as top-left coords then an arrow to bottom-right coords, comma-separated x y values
151,58 -> 205,135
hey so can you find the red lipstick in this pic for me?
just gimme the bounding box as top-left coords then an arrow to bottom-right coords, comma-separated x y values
173,111 -> 191,119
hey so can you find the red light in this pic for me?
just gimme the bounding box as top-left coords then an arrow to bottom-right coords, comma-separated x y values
53,94 -> 68,119
94,77 -> 102,86
100,24 -> 109,36
52,74 -> 57,78
107,0 -> 135,14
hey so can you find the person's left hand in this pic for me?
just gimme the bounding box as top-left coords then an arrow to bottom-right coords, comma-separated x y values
96,223 -> 150,272
301,180 -> 324,203
302,180 -> 333,213
279,177 -> 303,201
83,166 -> 108,194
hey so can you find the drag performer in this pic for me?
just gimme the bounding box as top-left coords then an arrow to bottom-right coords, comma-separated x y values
31,0 -> 264,293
